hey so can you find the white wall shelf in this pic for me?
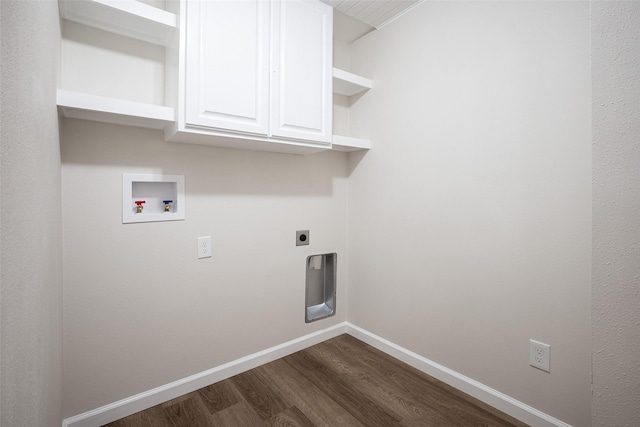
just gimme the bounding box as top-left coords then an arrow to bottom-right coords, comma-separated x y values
331,67 -> 372,151
332,135 -> 371,152
57,90 -> 175,130
333,67 -> 372,96
59,0 -> 177,46
57,1 -> 175,131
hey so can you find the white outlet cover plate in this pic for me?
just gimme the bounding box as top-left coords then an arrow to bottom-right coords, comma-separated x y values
530,339 -> 551,372
197,236 -> 212,259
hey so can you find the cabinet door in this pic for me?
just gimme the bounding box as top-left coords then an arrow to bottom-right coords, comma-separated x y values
185,0 -> 269,135
270,0 -> 333,143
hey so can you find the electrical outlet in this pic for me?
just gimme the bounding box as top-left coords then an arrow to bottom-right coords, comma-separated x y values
197,236 -> 212,259
530,339 -> 550,372
296,230 -> 310,246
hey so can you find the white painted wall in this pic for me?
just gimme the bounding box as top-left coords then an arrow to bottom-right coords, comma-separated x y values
346,2 -> 592,425
0,1 -> 63,425
592,2 -> 640,426
61,120 -> 349,417
333,40 -> 352,139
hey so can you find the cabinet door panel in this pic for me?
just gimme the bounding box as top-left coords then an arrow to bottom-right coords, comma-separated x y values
270,0 -> 332,143
185,0 -> 269,135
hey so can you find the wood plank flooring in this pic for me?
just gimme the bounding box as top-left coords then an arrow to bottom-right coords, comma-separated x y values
104,334 -> 528,426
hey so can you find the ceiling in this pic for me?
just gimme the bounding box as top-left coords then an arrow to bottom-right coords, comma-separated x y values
322,0 -> 423,43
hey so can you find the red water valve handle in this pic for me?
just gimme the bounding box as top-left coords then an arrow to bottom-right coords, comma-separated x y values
134,200 -> 146,206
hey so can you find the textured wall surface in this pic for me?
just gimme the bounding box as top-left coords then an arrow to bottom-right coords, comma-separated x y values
0,1 -> 63,425
592,2 -> 640,426
347,2 -> 592,425
61,120 -> 349,417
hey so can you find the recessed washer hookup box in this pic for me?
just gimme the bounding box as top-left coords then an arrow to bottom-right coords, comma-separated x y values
122,173 -> 185,224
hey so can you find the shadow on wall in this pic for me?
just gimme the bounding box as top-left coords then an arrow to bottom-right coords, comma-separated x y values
60,118 -> 352,197
348,149 -> 368,176
63,20 -> 164,65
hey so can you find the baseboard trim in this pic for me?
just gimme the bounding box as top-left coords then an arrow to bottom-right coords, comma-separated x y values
63,321 -> 569,427
344,323 -> 571,427
62,322 -> 349,427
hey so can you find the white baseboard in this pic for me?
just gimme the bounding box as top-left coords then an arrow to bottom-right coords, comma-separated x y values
62,322 -> 349,427
344,323 -> 571,427
63,321 -> 569,427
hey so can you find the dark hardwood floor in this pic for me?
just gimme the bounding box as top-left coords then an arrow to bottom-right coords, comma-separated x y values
104,334 -> 528,426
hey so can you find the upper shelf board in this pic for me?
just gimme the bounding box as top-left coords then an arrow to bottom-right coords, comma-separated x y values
332,68 -> 372,97
332,135 -> 371,151
57,90 -> 175,130
59,0 -> 177,46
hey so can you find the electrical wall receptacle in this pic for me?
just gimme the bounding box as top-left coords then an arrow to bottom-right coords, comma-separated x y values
296,230 -> 310,246
529,339 -> 550,372
197,236 -> 212,259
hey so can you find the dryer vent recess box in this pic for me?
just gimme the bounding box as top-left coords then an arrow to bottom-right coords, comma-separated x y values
305,253 -> 337,323
123,174 -> 185,223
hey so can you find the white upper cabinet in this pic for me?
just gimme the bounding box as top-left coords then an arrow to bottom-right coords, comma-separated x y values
270,0 -> 333,143
168,0 -> 333,153
184,0 -> 270,135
